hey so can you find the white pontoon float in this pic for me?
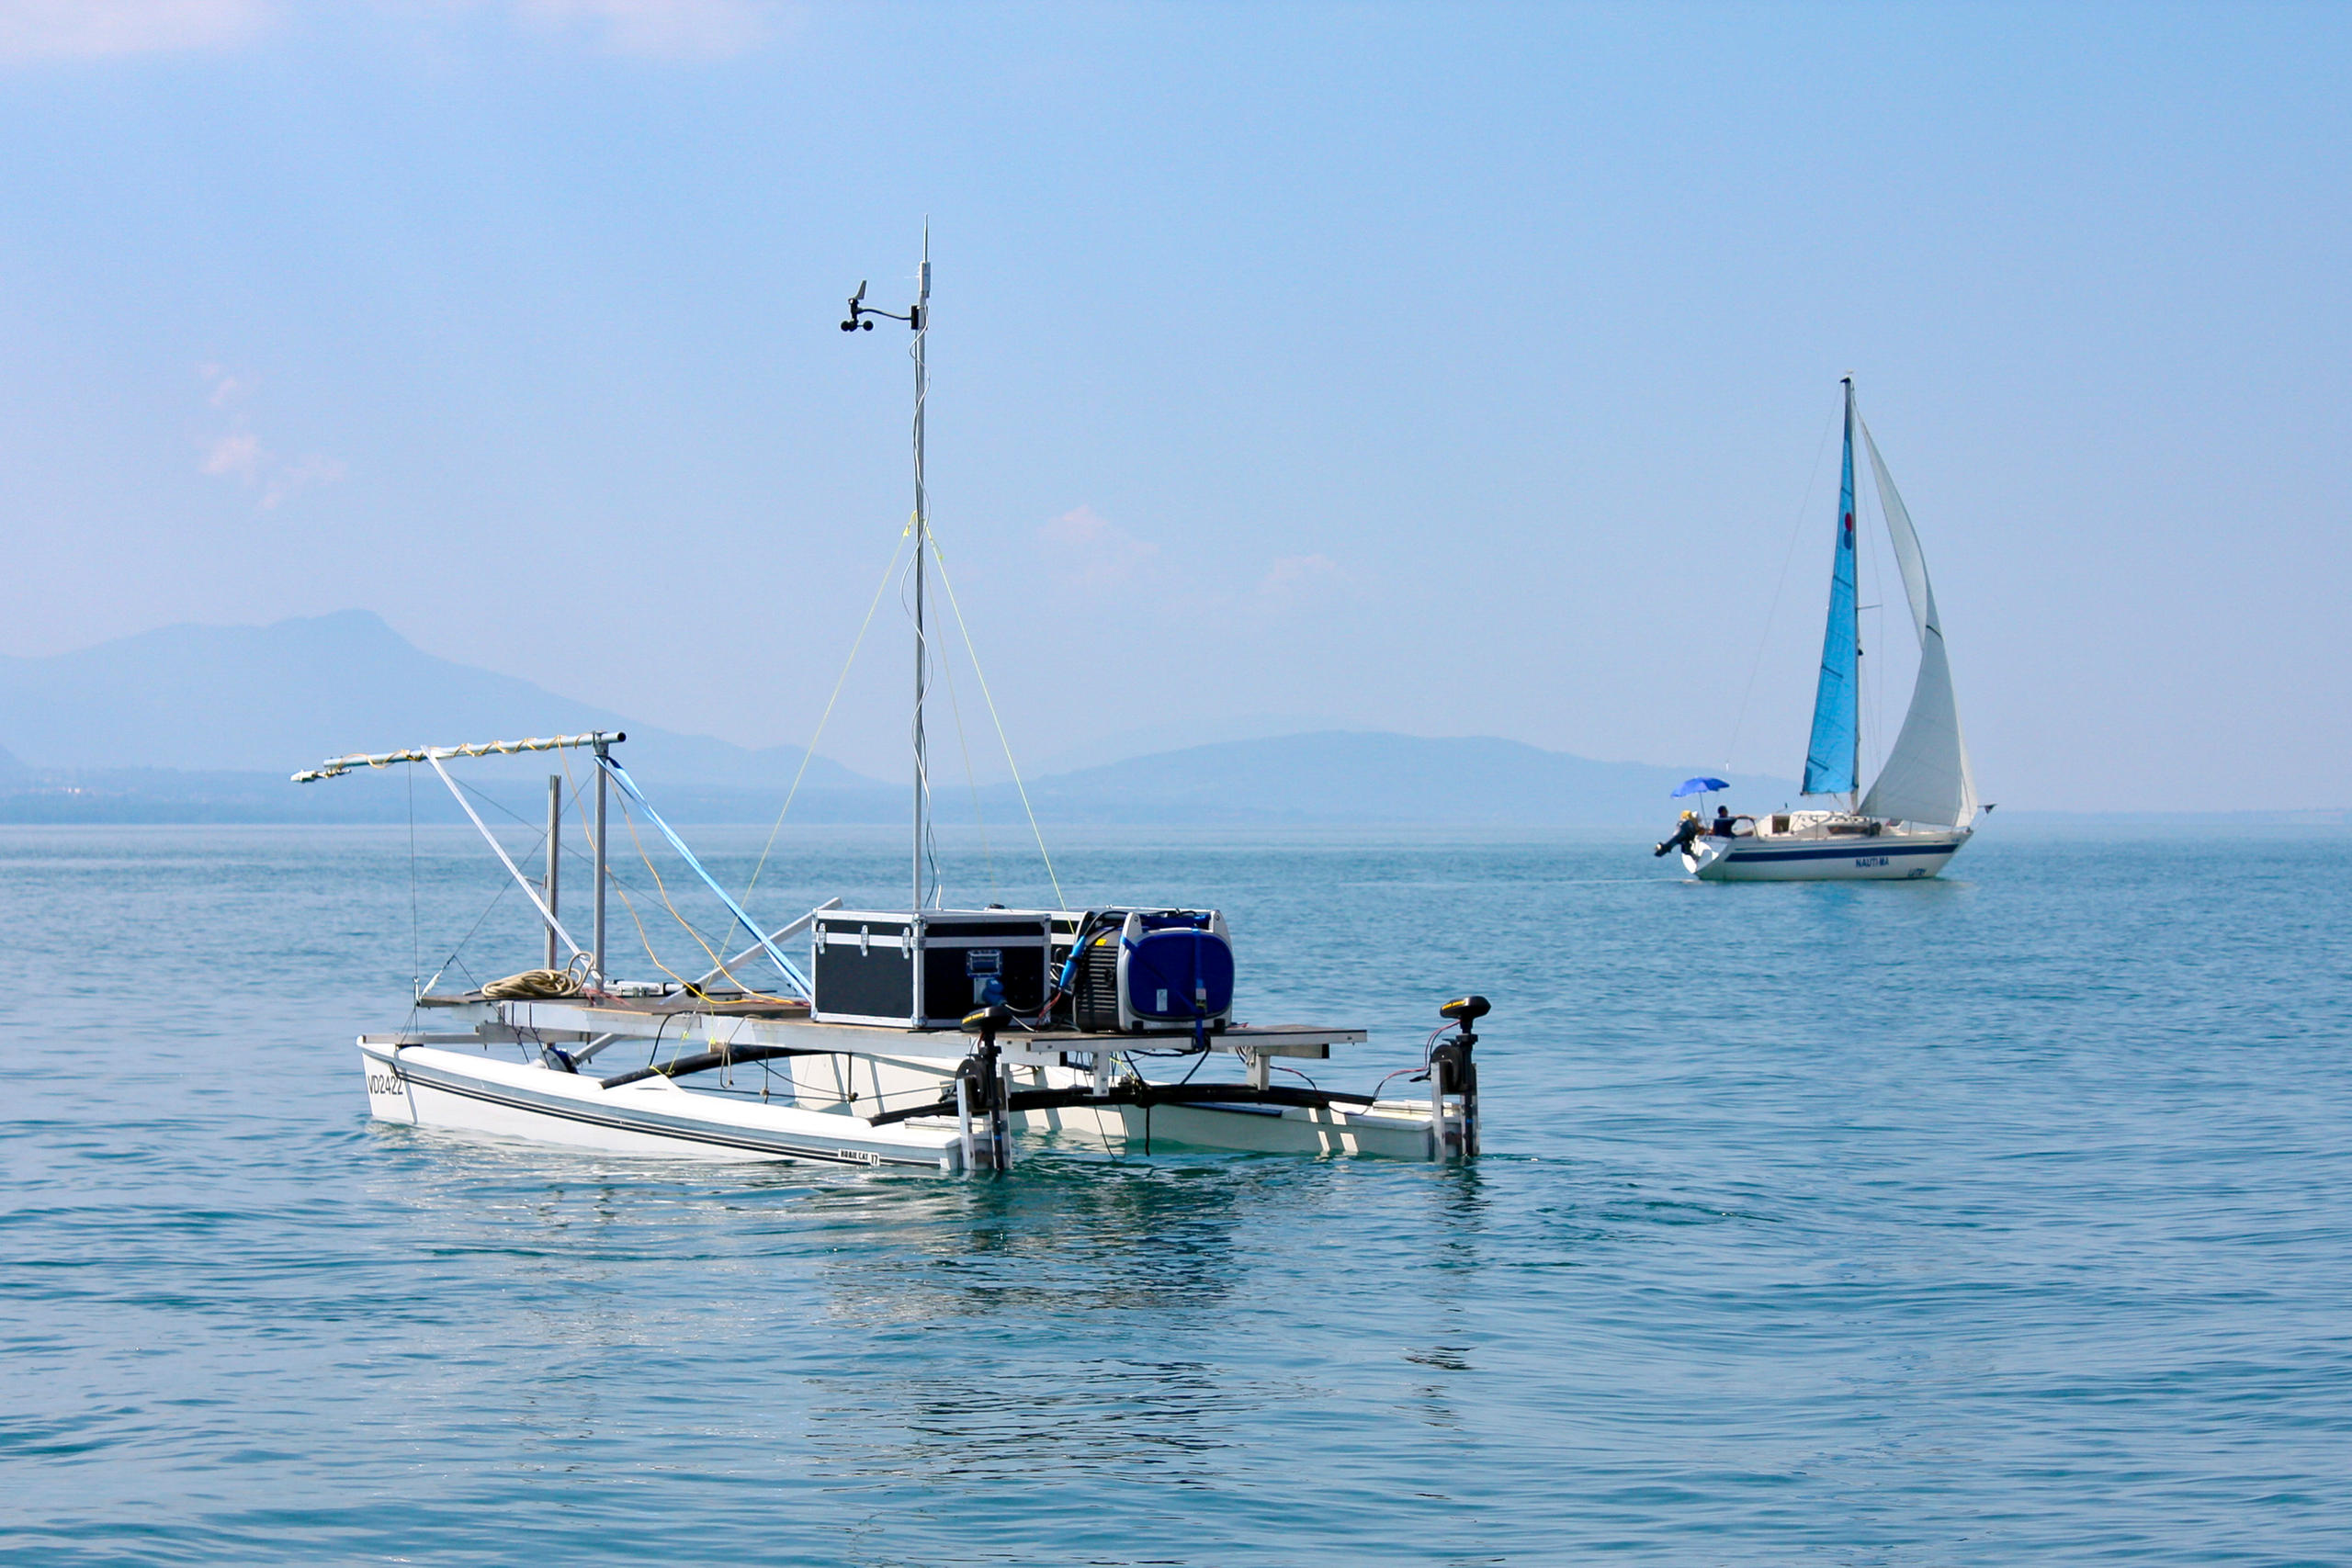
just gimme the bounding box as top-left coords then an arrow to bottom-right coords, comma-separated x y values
304,239 -> 1491,1174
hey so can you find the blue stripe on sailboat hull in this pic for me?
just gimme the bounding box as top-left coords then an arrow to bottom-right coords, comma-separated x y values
1718,840 -> 1954,863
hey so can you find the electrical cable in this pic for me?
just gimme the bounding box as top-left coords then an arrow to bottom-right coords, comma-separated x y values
897,542 -> 945,906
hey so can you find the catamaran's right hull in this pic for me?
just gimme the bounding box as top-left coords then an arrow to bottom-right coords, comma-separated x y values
798,1054 -> 1447,1160
1684,829 -> 1969,882
1013,1096 -> 1442,1159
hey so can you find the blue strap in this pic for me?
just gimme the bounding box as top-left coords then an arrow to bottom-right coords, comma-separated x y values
599,759 -> 812,998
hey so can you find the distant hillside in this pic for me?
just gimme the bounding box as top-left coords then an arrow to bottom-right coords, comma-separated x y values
983,731 -> 1793,827
0,615 -> 1792,827
0,764 -> 894,826
0,611 -> 875,789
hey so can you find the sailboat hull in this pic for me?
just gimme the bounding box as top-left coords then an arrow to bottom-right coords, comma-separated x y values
1683,827 -> 1970,882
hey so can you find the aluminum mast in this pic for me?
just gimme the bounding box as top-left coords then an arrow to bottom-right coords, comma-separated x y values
844,231 -> 936,916
911,228 -> 932,912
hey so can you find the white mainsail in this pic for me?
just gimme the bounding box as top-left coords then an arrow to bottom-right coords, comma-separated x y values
1856,414 -> 1979,829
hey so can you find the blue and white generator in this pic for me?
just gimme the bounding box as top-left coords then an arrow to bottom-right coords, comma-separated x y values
1053,908 -> 1235,1034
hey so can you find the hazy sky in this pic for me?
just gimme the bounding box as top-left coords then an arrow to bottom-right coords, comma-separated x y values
1,2 -> 2345,809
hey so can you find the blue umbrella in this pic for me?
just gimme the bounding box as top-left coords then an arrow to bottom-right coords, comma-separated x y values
1672,776 -> 1730,798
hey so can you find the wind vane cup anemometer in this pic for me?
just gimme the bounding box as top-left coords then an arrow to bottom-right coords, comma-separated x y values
297,233 -> 1496,1175
841,278 -> 923,333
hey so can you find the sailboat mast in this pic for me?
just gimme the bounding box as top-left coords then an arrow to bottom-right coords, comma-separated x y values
910,229 -> 932,912
1844,377 -> 1859,816
1801,377 -> 1862,805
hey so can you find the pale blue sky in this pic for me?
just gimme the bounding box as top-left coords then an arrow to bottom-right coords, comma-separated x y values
0,2 -> 2345,809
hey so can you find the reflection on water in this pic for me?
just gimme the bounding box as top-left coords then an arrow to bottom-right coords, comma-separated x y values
345,1135 -> 1509,1517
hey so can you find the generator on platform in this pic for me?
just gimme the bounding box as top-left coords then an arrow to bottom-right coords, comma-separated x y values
1048,908 -> 1235,1035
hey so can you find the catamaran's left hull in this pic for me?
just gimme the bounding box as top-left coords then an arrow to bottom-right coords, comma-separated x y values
361,1041 -> 964,1169
1683,829 -> 1970,881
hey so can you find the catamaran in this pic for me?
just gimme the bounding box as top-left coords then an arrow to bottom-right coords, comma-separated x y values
304,238 -> 1490,1172
1673,378 -> 1983,881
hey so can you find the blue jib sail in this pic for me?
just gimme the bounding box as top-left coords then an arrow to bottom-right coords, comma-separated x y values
1803,383 -> 1860,796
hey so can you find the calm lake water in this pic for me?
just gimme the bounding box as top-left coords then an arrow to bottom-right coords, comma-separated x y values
3,822 -> 2347,1564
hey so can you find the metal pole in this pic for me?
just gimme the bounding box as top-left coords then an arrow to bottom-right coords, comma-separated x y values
1844,377 -> 1860,818
910,227 -> 931,916
593,761 -> 608,985
544,775 -> 560,971
996,1062 -> 1017,1168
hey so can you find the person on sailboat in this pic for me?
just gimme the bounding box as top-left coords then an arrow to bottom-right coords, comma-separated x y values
1655,811 -> 1702,858
1711,806 -> 1736,837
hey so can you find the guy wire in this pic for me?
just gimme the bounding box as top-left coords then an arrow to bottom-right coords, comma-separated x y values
728,521 -> 912,944
932,604 -> 1000,899
925,531 -> 1065,909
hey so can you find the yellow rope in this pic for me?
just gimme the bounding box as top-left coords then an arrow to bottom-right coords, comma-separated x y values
925,530 -> 1065,908
611,784 -> 796,1003
603,871 -> 698,996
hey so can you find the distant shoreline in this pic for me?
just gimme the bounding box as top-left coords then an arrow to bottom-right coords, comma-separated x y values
0,772 -> 2338,832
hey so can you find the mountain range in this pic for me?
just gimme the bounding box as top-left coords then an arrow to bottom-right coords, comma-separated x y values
0,613 -> 1788,826
0,610 -> 871,789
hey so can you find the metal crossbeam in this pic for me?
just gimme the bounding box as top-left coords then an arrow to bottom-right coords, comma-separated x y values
292,731 -> 622,784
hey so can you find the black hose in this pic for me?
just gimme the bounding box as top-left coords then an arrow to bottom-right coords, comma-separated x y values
865,1079 -> 1375,1127
599,1044 -> 824,1089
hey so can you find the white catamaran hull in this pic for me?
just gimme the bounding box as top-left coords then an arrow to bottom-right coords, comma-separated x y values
793,1053 -> 1447,1161
1016,1097 -> 1442,1159
363,1037 -> 1457,1168
360,1041 -> 967,1170
1683,827 -> 1969,881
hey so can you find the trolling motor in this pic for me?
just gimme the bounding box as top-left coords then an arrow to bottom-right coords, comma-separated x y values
1429,994 -> 1488,1160
956,1004 -> 1015,1171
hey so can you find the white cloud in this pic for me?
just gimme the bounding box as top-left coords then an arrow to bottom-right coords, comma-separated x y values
195,366 -> 345,507
1035,505 -> 1160,591
198,362 -> 248,409
0,2 -> 794,67
511,0 -> 784,60
199,431 -> 261,479
0,0 -> 272,65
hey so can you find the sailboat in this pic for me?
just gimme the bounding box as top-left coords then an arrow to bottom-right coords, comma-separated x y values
303,236 -> 1493,1171
1679,378 -> 1982,881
